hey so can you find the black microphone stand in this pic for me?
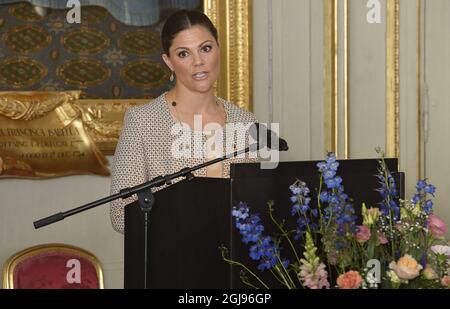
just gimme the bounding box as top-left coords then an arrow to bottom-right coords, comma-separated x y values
33,145 -> 258,229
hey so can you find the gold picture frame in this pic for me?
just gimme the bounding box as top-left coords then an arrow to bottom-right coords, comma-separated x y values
76,0 -> 253,155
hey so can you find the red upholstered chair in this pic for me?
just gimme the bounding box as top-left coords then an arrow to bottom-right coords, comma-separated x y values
2,243 -> 104,289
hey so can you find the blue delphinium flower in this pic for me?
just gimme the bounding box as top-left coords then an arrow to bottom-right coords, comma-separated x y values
416,180 -> 426,190
424,200 -> 433,214
411,179 -> 436,215
376,169 -> 400,221
289,180 -> 318,240
425,184 -> 436,195
232,202 -> 289,271
317,153 -> 357,237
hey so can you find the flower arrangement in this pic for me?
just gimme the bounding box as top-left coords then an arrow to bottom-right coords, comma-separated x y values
221,151 -> 450,289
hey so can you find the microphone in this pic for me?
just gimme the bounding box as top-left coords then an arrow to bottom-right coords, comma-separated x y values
249,122 -> 289,151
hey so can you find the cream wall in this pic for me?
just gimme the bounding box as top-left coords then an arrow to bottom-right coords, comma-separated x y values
254,0 -> 450,238
422,0 -> 450,238
0,157 -> 124,288
343,0 -> 450,237
253,0 -> 325,161
347,0 -> 387,158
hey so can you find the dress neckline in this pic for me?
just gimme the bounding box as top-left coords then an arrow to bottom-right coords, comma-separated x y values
161,92 -> 229,134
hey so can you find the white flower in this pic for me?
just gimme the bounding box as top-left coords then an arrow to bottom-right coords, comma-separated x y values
431,245 -> 450,257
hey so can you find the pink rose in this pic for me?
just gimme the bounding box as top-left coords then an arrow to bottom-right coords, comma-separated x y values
355,225 -> 371,243
428,214 -> 447,239
441,275 -> 450,288
377,232 -> 388,245
337,271 -> 363,289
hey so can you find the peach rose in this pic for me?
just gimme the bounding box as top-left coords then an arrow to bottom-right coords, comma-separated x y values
337,271 -> 363,289
389,255 -> 423,280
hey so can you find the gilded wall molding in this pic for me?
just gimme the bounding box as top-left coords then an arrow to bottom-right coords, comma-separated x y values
386,0 -> 401,159
344,0 -> 349,159
76,1 -> 253,155
204,0 -> 253,111
323,0 -> 338,156
325,0 -> 400,159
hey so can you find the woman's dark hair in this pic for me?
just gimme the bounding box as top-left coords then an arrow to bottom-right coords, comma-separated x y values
161,10 -> 218,55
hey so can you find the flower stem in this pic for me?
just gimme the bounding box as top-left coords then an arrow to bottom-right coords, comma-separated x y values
381,158 -> 396,259
221,257 -> 269,289
268,201 -> 301,265
240,276 -> 261,289
274,264 -> 295,289
269,268 -> 287,286
277,256 -> 297,288
317,176 -> 324,231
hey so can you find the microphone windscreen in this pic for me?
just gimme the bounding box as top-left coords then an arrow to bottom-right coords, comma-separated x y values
248,122 -> 288,151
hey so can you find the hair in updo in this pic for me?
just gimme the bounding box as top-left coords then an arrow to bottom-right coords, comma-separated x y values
161,10 -> 218,55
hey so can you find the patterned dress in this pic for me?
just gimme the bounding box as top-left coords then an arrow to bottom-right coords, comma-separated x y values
110,93 -> 257,233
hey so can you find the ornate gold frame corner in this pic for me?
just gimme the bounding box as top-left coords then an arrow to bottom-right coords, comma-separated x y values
78,1 -> 253,155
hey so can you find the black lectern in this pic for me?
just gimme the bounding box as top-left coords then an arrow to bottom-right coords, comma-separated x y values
124,159 -> 402,289
124,178 -> 231,289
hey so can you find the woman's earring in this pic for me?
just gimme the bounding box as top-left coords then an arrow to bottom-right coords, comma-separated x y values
170,71 -> 175,82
